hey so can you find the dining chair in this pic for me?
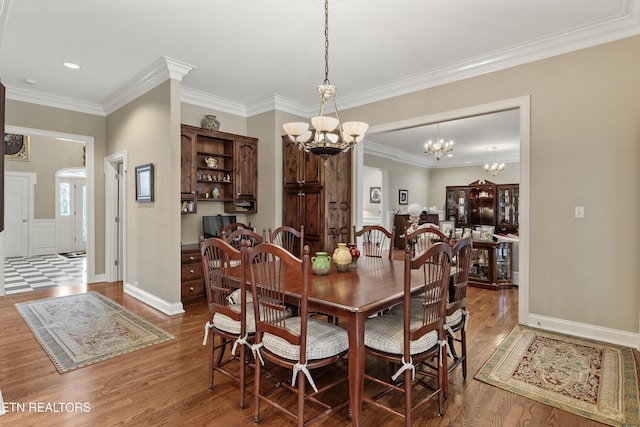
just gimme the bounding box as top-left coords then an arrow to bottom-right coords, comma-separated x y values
223,228 -> 263,251
267,225 -> 304,257
200,237 -> 254,409
352,225 -> 395,259
444,236 -> 472,394
362,241 -> 452,424
220,221 -> 251,238
246,242 -> 350,426
405,226 -> 451,257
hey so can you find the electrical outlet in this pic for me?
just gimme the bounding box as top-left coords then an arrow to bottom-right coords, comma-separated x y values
575,206 -> 584,219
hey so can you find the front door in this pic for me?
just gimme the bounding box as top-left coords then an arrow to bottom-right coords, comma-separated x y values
56,177 -> 86,253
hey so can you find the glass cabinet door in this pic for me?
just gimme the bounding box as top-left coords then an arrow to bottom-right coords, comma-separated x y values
456,189 -> 468,225
497,187 -> 511,224
446,189 -> 457,221
512,187 -> 519,225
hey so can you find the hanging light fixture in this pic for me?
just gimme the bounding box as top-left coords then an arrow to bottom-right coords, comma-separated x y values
424,123 -> 454,161
282,0 -> 369,159
485,146 -> 506,176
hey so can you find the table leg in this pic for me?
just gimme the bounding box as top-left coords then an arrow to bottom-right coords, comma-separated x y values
347,312 -> 365,427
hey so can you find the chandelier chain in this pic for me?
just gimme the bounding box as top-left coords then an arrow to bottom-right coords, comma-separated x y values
323,0 -> 330,85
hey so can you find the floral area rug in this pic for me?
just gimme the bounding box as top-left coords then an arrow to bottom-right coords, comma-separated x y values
15,291 -> 175,373
475,325 -> 639,426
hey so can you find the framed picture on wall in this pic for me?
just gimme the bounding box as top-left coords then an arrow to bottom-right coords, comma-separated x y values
135,163 -> 154,202
370,187 -> 381,203
4,133 -> 30,161
398,189 -> 408,205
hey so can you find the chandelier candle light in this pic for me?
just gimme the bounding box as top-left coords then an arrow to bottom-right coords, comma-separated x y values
485,146 -> 506,176
424,123 -> 454,161
282,0 -> 369,159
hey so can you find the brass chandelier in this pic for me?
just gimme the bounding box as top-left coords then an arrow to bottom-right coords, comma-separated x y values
282,0 -> 369,159
485,146 -> 505,176
424,123 -> 454,161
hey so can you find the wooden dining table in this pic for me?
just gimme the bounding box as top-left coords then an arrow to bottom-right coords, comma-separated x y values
278,255 -> 427,427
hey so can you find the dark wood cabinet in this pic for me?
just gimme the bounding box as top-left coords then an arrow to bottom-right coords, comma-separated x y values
180,124 -> 258,214
469,240 -> 513,289
393,213 -> 439,249
282,137 -> 351,255
181,244 -> 204,303
446,180 -> 519,232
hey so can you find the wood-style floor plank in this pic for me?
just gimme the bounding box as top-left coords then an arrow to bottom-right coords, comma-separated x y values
0,278 -> 620,426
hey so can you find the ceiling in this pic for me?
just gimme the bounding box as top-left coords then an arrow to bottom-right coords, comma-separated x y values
1,1 -> 638,165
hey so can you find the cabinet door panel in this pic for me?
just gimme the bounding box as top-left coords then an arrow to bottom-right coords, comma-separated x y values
283,139 -> 302,185
301,189 -> 323,253
283,191 -> 302,230
302,151 -> 323,185
234,140 -> 257,198
181,131 -> 196,195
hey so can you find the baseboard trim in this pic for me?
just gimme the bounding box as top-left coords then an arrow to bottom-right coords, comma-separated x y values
123,282 -> 185,316
528,313 -> 639,349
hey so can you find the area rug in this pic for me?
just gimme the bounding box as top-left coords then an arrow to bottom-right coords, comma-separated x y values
15,291 -> 175,373
475,325 -> 639,426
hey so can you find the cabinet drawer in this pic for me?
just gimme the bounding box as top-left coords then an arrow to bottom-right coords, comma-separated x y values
181,251 -> 201,265
181,279 -> 205,302
181,262 -> 203,280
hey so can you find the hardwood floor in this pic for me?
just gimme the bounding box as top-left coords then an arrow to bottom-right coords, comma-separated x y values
0,281 -> 613,426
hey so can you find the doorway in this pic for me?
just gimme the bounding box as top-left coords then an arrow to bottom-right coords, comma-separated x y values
2,125 -> 96,293
356,96 -> 530,324
55,168 -> 86,254
105,152 -> 127,283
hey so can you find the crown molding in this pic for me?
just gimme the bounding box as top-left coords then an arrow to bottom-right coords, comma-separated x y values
5,85 -> 106,116
4,5 -> 639,119
102,56 -> 195,115
364,141 -> 433,169
180,86 -> 247,117
336,2 -> 640,111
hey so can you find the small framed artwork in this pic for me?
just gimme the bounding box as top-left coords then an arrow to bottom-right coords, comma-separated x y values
398,189 -> 408,205
439,220 -> 455,237
462,227 -> 473,238
370,187 -> 381,204
4,133 -> 30,161
480,225 -> 495,240
135,163 -> 154,202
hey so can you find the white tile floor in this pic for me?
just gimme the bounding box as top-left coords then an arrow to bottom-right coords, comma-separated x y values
4,254 -> 86,294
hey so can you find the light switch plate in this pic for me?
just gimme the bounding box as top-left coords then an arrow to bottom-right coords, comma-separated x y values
575,206 -> 584,219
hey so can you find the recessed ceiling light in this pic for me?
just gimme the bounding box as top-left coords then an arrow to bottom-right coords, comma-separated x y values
63,62 -> 81,70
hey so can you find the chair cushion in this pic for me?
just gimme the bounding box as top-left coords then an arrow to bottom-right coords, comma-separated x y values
364,312 -> 438,355
390,300 -> 465,329
213,303 -> 259,335
227,289 -> 253,305
262,317 -> 348,361
446,307 -> 463,328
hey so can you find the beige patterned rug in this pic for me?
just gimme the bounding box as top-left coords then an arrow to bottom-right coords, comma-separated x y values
476,325 -> 639,427
15,292 -> 175,373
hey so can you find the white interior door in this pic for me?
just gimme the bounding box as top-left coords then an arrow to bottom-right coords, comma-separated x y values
56,177 -> 86,253
4,174 -> 30,257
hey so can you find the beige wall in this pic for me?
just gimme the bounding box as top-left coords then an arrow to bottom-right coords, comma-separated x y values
351,35 -> 640,333
106,81 -> 181,304
5,100 -> 107,274
5,136 -> 84,219
364,154 -> 431,213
